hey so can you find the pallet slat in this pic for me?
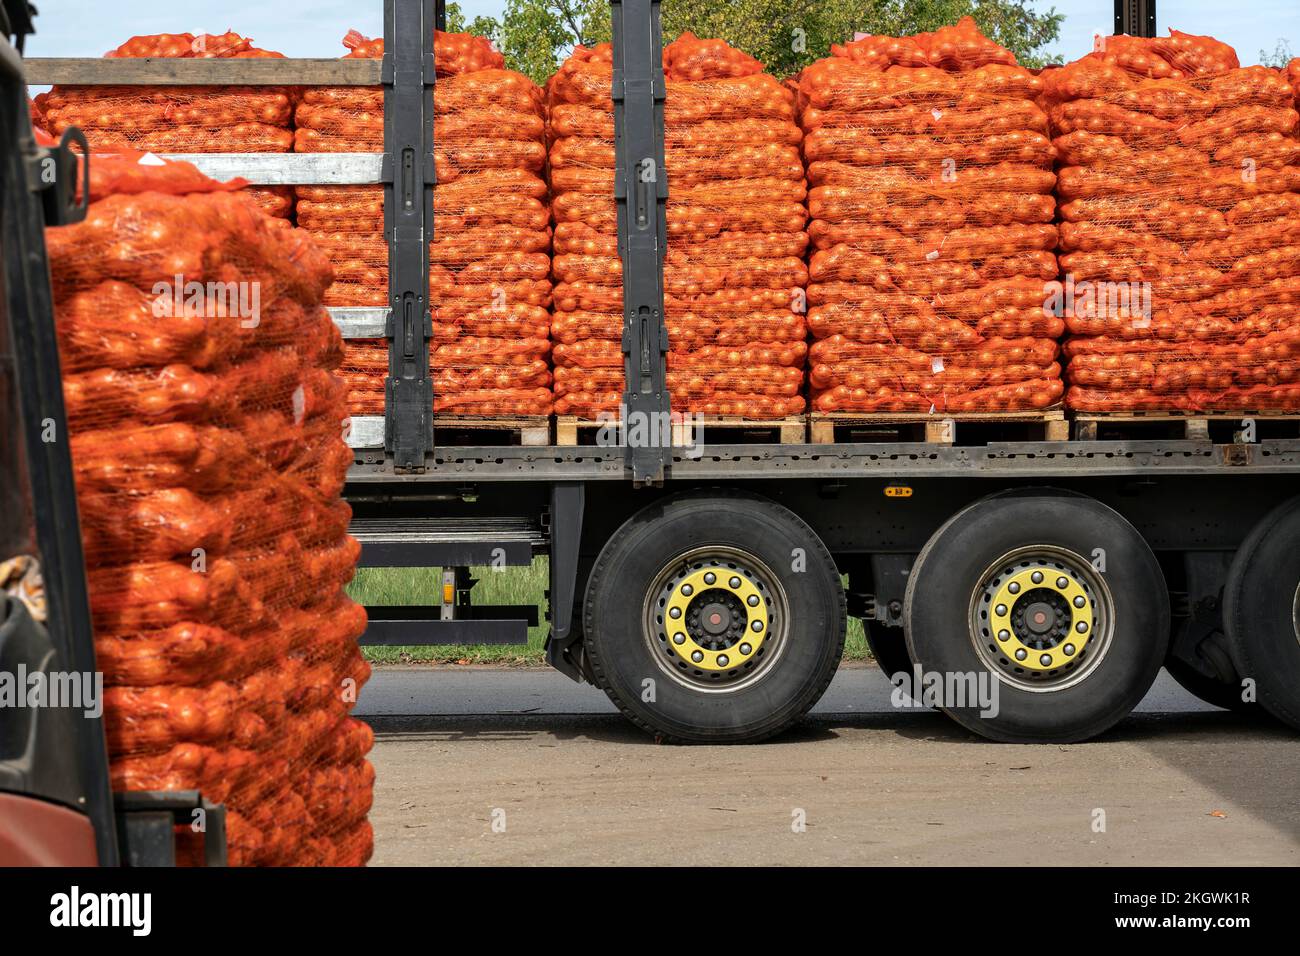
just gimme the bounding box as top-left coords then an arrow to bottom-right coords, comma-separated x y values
554,415 -> 806,447
1073,412 -> 1300,442
809,410 -> 1067,445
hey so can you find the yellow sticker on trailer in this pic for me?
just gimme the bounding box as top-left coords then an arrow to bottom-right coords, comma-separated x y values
885,484 -> 914,498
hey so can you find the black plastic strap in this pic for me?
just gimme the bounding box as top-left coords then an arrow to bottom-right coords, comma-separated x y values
611,0 -> 670,486
383,0 -> 436,471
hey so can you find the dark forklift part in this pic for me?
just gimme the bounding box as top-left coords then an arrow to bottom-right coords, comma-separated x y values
612,0 -> 671,486
115,792 -> 228,867
0,30 -> 117,865
0,0 -> 36,52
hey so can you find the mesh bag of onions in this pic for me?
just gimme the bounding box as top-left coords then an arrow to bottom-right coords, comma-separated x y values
47,148 -> 373,866
1047,31 -> 1300,412
549,33 -> 809,420
39,32 -> 295,224
799,17 -> 1065,413
295,29 -> 553,418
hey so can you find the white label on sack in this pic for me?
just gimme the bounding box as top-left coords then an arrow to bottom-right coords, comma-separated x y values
925,249 -> 940,261
930,109 -> 943,121
138,152 -> 167,166
292,384 -> 306,425
931,357 -> 945,374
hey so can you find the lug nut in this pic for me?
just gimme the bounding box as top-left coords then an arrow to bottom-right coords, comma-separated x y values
1073,595 -> 1086,608
995,604 -> 1007,616
1015,648 -> 1028,661
997,629 -> 1011,641
747,595 -> 760,607
1057,576 -> 1069,589
717,655 -> 729,667
673,633 -> 686,645
691,650 -> 704,663
1009,582 -> 1021,594
669,607 -> 682,619
1076,621 -> 1088,634
729,576 -> 741,589
739,643 -> 752,655
1031,571 -> 1044,584
751,620 -> 763,632
704,572 -> 716,585
1064,644 -> 1076,656
681,584 -> 693,596
1040,654 -> 1052,667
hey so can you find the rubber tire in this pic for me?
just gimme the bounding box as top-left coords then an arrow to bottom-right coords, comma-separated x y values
583,490 -> 846,743
1164,655 -> 1249,712
1222,497 -> 1300,732
864,621 -> 913,680
904,491 -> 1169,743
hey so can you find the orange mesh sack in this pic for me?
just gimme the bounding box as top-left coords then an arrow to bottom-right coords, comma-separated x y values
549,34 -> 809,420
798,17 -> 1064,413
41,32 -> 295,223
47,152 -> 373,866
296,30 -> 552,417
1046,36 -> 1300,413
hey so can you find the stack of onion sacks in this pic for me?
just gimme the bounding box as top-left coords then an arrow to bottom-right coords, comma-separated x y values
295,30 -> 553,418
47,151 -> 373,866
548,34 -> 809,419
39,32 -> 296,224
799,17 -> 1065,413
1047,32 -> 1300,411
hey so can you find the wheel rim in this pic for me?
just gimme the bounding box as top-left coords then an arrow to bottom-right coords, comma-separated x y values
968,545 -> 1115,693
1292,580 -> 1300,647
643,545 -> 789,692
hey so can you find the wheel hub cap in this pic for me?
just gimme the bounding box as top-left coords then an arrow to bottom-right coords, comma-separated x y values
986,565 -> 1095,673
663,567 -> 769,672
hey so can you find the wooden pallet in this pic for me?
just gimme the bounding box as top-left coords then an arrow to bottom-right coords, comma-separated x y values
433,416 -> 551,447
1072,411 -> 1300,442
809,410 -> 1069,445
555,415 -> 807,447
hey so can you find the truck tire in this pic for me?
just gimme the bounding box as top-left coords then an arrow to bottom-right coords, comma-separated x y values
904,491 -> 1169,743
864,622 -> 913,682
583,490 -> 846,743
1222,497 -> 1300,732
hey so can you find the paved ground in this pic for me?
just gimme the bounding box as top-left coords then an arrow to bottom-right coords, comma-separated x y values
361,666 -> 1300,866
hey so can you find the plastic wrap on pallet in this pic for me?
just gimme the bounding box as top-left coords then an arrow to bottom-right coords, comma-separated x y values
797,17 -> 1064,413
39,32 -> 296,225
548,34 -> 809,420
1047,33 -> 1300,413
295,29 -> 553,417
48,152 -> 372,866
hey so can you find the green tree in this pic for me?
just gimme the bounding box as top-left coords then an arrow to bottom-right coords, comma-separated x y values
447,0 -> 1063,80
1258,38 -> 1293,68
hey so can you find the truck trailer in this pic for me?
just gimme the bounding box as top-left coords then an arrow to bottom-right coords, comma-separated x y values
11,0 -> 1300,769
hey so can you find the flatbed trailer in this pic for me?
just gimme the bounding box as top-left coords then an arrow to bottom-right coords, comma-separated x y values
25,0 -> 1300,744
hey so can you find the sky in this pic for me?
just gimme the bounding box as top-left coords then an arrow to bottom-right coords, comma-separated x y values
21,0 -> 1300,66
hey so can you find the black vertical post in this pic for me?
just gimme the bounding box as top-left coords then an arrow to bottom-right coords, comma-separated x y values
611,0 -> 670,486
383,0 -> 436,471
1114,0 -> 1157,38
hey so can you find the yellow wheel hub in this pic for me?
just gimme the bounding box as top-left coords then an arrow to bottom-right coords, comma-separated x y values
988,565 -> 1095,673
662,567 -> 768,672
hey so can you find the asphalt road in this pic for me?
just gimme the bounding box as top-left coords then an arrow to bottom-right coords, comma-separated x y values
359,665 -> 1299,866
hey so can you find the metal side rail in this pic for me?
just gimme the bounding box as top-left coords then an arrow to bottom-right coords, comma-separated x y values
349,515 -> 545,567
345,439 -> 1300,482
